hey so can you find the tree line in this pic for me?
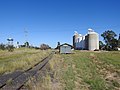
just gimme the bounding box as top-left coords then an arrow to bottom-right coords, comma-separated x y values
0,42 -> 51,52
0,44 -> 14,52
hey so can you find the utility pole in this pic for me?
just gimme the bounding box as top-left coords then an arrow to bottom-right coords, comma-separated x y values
24,28 -> 29,48
24,28 -> 28,42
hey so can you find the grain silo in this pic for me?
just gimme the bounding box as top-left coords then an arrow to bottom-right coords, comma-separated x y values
73,31 -> 86,50
85,35 -> 89,50
75,34 -> 82,49
88,29 -> 99,50
73,31 -> 79,49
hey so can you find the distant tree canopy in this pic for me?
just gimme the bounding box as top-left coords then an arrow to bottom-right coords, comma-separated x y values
0,43 -> 14,52
0,44 -> 6,50
40,44 -> 51,50
101,30 -> 118,50
55,42 -> 60,49
7,45 -> 14,52
24,42 -> 29,47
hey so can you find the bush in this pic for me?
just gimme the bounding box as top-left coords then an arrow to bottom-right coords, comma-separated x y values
0,44 -> 6,50
40,44 -> 51,50
7,45 -> 14,52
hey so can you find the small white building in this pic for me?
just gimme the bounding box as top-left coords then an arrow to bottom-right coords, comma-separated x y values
59,43 -> 73,54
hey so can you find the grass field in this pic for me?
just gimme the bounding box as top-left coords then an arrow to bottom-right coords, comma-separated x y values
0,49 -> 120,90
26,50 -> 120,90
0,48 -> 51,74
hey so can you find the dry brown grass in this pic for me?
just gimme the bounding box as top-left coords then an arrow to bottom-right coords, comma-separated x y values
25,54 -> 64,90
0,48 -> 51,74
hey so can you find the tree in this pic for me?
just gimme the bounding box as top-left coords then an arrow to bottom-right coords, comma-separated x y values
99,41 -> 105,50
55,42 -> 60,49
40,44 -> 51,50
0,44 -> 5,50
7,45 -> 14,52
111,38 -> 118,50
101,30 -> 118,50
58,42 -> 60,46
24,42 -> 29,47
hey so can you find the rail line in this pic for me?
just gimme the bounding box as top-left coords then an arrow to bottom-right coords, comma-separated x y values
0,52 -> 54,90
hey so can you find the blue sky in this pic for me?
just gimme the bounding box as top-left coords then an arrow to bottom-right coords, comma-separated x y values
0,0 -> 120,48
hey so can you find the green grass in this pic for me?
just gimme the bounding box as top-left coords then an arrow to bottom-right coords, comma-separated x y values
49,51 -> 119,90
61,51 -> 120,90
4,50 -> 119,90
96,51 -> 120,69
25,51 -> 107,90
61,52 -> 107,90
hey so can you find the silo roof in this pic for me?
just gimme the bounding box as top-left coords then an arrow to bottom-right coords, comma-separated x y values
88,31 -> 98,34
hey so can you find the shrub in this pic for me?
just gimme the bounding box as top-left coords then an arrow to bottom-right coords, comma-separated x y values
0,44 -> 6,50
40,44 -> 51,50
7,45 -> 14,52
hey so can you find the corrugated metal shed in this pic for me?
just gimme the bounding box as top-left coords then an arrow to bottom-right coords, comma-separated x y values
60,43 -> 73,54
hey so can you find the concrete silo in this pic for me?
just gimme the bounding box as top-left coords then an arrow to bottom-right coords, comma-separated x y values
75,34 -> 82,49
73,31 -> 86,50
88,29 -> 99,50
73,31 -> 79,49
85,35 -> 89,50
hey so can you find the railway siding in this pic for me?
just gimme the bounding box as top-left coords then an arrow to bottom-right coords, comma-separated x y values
0,52 -> 54,90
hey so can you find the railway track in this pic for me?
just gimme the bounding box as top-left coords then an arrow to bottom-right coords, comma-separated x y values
0,52 -> 54,90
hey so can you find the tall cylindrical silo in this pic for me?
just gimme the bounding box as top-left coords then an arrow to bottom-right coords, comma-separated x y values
76,34 -> 82,49
85,35 -> 89,50
73,35 -> 75,48
88,32 -> 99,50
73,31 -> 79,49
